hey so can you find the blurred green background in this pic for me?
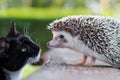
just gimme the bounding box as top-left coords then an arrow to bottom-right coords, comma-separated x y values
0,0 -> 120,79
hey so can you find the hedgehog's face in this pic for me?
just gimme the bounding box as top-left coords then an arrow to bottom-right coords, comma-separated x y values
47,30 -> 76,48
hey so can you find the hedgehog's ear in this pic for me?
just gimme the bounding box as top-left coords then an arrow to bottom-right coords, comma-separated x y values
6,20 -> 19,40
65,28 -> 75,36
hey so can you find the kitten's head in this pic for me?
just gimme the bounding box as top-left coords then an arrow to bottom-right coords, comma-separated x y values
0,21 -> 40,71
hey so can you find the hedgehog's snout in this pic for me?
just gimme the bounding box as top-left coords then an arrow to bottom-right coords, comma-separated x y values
47,41 -> 50,47
47,41 -> 53,48
47,41 -> 55,48
47,40 -> 62,48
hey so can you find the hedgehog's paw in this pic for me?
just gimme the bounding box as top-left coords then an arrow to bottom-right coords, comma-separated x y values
84,63 -> 94,67
68,55 -> 87,66
67,62 -> 85,66
85,56 -> 96,67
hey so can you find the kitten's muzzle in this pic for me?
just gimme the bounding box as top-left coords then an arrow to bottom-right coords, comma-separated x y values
34,45 -> 40,52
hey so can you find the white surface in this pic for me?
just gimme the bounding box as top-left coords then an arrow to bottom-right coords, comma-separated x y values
23,48 -> 120,80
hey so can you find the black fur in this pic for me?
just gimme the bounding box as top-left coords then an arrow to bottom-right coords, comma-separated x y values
0,21 -> 40,80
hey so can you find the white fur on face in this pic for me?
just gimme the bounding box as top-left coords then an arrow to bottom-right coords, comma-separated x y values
47,31 -> 62,47
49,31 -> 77,48
27,50 -> 41,64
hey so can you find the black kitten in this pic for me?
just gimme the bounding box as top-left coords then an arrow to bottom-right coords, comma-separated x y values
0,21 -> 40,80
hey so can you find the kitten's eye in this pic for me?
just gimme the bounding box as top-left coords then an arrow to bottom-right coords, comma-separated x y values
59,35 -> 64,39
21,46 -> 27,53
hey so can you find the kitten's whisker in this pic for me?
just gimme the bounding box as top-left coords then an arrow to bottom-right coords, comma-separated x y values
29,32 -> 35,37
23,23 -> 30,36
26,24 -> 30,36
23,23 -> 28,35
35,39 -> 38,44
38,41 -> 41,45
23,25 -> 26,35
35,39 -> 40,45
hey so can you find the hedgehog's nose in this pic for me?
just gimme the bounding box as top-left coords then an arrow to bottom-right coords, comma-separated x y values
47,42 -> 50,47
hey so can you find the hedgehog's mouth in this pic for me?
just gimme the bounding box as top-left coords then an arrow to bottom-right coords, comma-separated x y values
47,43 -> 63,48
47,41 -> 64,48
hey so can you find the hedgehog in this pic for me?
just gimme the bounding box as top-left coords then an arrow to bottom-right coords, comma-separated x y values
47,15 -> 120,68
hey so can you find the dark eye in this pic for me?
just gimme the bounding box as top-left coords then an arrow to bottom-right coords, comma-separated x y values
21,46 -> 27,53
59,35 -> 64,39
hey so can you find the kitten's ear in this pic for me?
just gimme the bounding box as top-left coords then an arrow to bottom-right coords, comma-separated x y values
6,20 -> 19,38
65,28 -> 75,36
0,38 -> 6,49
0,38 -> 9,57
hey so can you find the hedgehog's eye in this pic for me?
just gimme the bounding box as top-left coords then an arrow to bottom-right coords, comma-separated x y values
59,35 -> 64,39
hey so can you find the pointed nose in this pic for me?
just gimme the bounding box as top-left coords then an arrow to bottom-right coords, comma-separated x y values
47,42 -> 49,47
47,41 -> 51,48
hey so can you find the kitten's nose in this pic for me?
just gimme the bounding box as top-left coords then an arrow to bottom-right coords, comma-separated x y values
37,45 -> 40,50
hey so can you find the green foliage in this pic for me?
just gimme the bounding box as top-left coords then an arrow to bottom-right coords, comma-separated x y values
3,0 -> 85,8
0,0 -> 6,2
0,7 -> 91,19
32,0 -> 51,7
